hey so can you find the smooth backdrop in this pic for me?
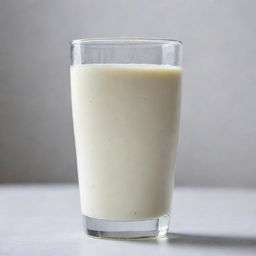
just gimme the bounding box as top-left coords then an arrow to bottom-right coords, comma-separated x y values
0,0 -> 255,187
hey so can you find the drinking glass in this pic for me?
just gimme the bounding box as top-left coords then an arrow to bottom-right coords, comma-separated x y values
70,38 -> 182,239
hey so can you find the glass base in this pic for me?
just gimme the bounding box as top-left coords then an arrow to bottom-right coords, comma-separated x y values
83,215 -> 169,240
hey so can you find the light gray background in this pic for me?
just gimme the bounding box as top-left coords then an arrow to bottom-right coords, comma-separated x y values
0,0 -> 255,187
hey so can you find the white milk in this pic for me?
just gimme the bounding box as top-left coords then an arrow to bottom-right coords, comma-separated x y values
70,64 -> 181,220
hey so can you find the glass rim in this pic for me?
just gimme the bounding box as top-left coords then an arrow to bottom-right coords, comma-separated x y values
71,38 -> 182,46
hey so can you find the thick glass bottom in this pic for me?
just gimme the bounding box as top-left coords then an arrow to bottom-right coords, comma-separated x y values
83,215 -> 169,240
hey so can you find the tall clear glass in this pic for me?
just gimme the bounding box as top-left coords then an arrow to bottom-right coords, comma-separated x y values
70,38 -> 182,239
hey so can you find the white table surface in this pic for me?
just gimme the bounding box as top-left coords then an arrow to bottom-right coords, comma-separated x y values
0,185 -> 255,256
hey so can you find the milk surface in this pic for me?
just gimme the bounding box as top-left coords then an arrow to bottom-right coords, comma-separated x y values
70,64 -> 181,220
